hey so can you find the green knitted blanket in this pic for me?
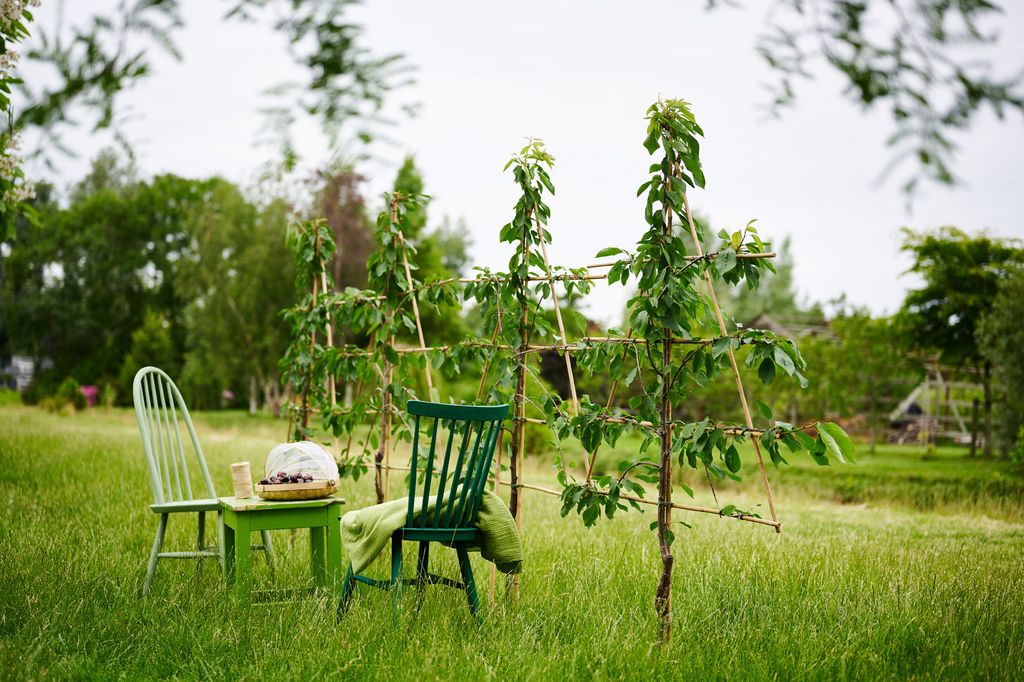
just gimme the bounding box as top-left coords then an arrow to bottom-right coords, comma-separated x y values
340,489 -> 523,575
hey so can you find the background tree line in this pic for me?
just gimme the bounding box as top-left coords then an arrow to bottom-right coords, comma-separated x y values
0,150 -> 469,412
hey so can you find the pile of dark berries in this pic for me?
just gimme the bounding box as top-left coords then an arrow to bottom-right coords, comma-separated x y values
259,471 -> 315,485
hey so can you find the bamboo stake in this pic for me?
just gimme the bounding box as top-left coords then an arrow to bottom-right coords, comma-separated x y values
327,335 -> 738,359
333,253 -> 776,304
583,328 -> 634,481
681,190 -> 780,533
584,252 -> 775,269
476,312 -> 504,606
534,217 -> 592,477
371,462 -> 779,529
383,356 -> 393,502
397,231 -> 433,394
300,228 -> 322,437
488,428 -> 504,604
321,269 -> 340,459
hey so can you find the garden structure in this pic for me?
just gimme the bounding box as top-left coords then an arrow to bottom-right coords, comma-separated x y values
280,99 -> 854,640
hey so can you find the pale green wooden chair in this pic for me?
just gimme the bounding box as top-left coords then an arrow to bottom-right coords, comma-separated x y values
132,366 -> 274,595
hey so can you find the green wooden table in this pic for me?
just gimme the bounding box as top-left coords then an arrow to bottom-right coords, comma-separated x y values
219,495 -> 345,600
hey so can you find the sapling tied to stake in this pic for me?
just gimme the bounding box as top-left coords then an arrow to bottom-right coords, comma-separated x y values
278,98 -> 854,641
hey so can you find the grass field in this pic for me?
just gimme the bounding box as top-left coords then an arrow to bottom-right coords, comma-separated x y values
2,405 -> 1024,680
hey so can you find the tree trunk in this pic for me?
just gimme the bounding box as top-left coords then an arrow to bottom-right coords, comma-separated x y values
655,334 -> 673,642
983,360 -> 993,457
247,375 -> 258,415
509,210 -> 531,528
970,398 -> 980,457
867,379 -> 877,454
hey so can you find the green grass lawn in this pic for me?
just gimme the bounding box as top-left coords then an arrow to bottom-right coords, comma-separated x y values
2,406 -> 1023,680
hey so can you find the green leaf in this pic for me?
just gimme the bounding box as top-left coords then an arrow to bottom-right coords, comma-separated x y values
595,246 -> 625,258
711,336 -> 731,359
716,248 -> 737,275
643,130 -> 660,154
758,358 -> 776,385
773,346 -> 796,375
724,445 -> 740,473
816,422 -> 846,463
756,399 -> 773,421
818,422 -> 856,463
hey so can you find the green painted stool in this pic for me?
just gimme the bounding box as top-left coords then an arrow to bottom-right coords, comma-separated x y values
220,495 -> 345,600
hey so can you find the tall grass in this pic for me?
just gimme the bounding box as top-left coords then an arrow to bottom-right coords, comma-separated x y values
1,406 -> 1023,680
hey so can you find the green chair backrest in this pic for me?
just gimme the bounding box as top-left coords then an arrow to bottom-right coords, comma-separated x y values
405,400 -> 509,530
132,366 -> 217,505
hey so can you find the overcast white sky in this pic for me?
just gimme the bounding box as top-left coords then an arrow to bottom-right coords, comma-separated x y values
21,1 -> 1024,326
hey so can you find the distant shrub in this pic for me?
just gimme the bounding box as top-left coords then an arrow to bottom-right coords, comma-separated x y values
0,387 -> 21,406
56,378 -> 86,411
21,380 -> 44,405
100,383 -> 117,410
523,423 -> 551,457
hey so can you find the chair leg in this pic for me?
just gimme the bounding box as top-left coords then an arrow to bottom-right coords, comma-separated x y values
217,510 -> 226,572
143,514 -> 168,597
195,511 -> 207,575
456,544 -> 480,619
336,564 -> 356,620
415,541 -> 430,612
390,534 -> 403,610
416,542 -> 429,587
261,530 -> 275,579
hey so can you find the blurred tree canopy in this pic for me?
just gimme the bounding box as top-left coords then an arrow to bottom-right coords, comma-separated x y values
715,0 -> 1024,197
389,156 -> 470,345
16,0 -> 1021,196
978,269 -> 1024,456
898,226 -> 1024,454
0,151 -> 296,410
18,0 -> 413,170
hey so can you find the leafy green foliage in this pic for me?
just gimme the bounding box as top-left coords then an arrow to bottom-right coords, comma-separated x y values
20,0 -> 412,171
280,100 -> 854,534
734,0 -> 1024,196
898,227 -> 1023,366
0,0 -> 39,239
979,268 -> 1024,456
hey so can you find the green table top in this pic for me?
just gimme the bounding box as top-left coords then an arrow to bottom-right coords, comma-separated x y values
218,495 -> 345,512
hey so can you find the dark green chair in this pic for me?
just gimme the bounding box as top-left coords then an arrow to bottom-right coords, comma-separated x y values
337,399 -> 508,619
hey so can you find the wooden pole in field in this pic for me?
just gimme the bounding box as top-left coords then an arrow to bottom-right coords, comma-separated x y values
398,230 -> 434,395
535,218 -> 592,477
300,227 -> 322,438
488,428 -> 504,604
476,312 -> 504,605
321,268 -> 340,459
681,190 -> 780,532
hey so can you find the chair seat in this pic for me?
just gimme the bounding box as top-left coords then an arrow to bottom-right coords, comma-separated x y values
149,498 -> 221,514
397,527 -> 480,543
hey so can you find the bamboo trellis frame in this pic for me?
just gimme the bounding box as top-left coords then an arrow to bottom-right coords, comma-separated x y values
298,191 -> 787,616
315,214 -> 781,524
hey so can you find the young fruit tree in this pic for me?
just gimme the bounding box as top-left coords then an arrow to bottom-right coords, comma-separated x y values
280,98 -> 854,641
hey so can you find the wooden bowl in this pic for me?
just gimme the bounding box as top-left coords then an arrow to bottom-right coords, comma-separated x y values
254,479 -> 338,501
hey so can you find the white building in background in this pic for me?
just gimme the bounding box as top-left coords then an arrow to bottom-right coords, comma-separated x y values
1,355 -> 44,391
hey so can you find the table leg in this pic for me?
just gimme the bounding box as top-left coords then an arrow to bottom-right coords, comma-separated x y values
234,513 -> 252,600
223,517 -> 236,587
310,526 -> 326,587
326,502 -> 343,592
